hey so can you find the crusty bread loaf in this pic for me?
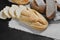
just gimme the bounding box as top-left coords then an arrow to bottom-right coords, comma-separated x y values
0,5 -> 48,31
31,9 -> 48,30
46,0 -> 56,19
9,0 -> 29,5
30,0 -> 56,20
30,0 -> 46,14
9,5 -> 19,18
19,7 -> 48,30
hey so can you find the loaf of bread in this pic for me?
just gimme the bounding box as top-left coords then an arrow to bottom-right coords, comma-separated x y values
19,7 -> 48,30
31,0 -> 57,20
0,5 -> 48,31
8,0 -> 29,5
46,0 -> 56,19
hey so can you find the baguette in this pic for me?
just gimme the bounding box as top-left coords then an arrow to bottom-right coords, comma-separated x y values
19,7 -> 48,30
0,5 -> 48,31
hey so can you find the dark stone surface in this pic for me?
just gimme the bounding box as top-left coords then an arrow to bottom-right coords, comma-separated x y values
0,27 -> 54,40
0,0 -> 54,40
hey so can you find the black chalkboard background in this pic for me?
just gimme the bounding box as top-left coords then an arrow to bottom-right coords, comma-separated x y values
0,0 -> 54,40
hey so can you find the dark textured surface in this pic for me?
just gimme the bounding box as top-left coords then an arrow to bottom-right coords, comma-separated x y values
0,0 -> 54,40
0,28 -> 54,40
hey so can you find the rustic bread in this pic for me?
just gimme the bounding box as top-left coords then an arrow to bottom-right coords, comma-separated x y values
31,0 -> 57,19
0,5 -> 48,31
19,7 -> 48,30
46,0 -> 56,19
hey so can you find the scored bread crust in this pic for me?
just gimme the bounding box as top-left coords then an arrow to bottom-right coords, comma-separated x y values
30,0 -> 46,14
11,0 -> 29,5
19,8 -> 48,31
